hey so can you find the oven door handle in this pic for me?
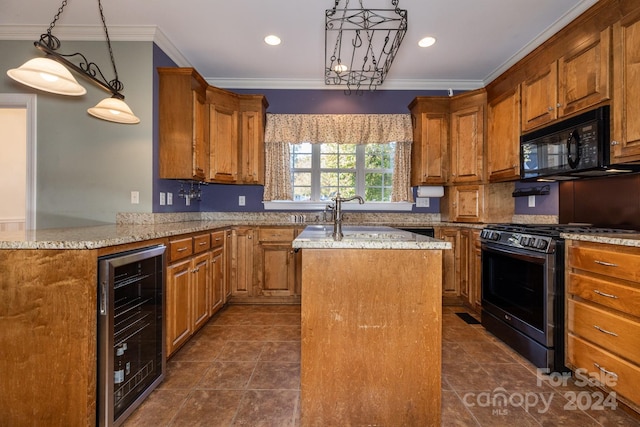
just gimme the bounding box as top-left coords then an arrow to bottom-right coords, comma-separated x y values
481,244 -> 547,264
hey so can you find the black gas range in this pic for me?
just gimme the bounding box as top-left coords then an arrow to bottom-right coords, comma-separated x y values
478,223 -> 635,372
480,223 -> 635,253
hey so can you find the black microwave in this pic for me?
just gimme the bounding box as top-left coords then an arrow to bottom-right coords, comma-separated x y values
520,106 -> 640,180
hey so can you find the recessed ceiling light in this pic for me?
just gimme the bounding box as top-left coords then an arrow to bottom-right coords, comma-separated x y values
264,35 -> 281,46
418,36 -> 436,48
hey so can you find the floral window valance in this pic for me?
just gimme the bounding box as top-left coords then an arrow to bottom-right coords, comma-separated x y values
264,113 -> 413,145
263,113 -> 414,203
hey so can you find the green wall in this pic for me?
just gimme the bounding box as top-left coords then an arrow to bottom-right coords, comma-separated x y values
1,40 -> 155,228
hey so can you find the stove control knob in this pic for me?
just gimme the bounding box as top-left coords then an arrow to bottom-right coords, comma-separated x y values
520,236 -> 530,246
536,240 -> 548,250
490,231 -> 500,241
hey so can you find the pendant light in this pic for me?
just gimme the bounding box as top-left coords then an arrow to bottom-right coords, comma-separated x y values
6,0 -> 140,124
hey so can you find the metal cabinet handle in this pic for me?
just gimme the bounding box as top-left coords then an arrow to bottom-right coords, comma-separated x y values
594,363 -> 618,380
594,260 -> 618,267
199,242 -> 207,246
593,325 -> 618,337
611,141 -> 620,146
593,289 -> 618,299
177,247 -> 188,252
548,106 -> 554,111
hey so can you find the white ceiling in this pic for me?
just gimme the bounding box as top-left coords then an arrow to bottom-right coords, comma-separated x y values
1,0 -> 599,90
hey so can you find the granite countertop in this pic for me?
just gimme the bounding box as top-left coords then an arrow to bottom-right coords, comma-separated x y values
561,231 -> 640,248
292,225 -> 452,250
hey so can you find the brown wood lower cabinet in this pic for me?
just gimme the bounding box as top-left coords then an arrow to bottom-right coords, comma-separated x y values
166,229 -> 230,357
436,226 -> 481,313
566,239 -> 640,412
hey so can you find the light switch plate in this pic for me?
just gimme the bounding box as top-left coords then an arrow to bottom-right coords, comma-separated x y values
239,195 -> 246,206
528,195 -> 536,207
159,192 -> 166,206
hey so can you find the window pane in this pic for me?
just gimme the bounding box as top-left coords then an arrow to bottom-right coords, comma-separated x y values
365,144 -> 394,169
293,187 -> 311,201
293,154 -> 312,168
321,143 -> 339,154
320,172 -> 339,187
320,154 -> 339,168
365,187 -> 383,201
365,172 -> 383,186
338,172 -> 356,187
320,187 -> 338,200
292,142 -> 312,154
340,154 -> 356,169
293,172 -> 311,186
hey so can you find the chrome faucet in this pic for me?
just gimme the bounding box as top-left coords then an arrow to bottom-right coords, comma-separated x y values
330,193 -> 365,241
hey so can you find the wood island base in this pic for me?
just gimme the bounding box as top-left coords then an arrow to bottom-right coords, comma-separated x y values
300,248 -> 443,426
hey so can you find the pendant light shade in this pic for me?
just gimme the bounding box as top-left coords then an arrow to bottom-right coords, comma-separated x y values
6,0 -> 140,124
7,57 -> 86,96
88,96 -> 140,124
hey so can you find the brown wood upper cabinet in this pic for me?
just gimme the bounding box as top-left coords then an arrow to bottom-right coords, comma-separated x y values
239,95 -> 269,184
158,68 -> 209,180
408,97 -> 449,185
208,88 -> 268,184
612,10 -> 640,164
487,85 -> 521,182
522,27 -> 611,132
449,90 -> 486,184
208,87 -> 240,183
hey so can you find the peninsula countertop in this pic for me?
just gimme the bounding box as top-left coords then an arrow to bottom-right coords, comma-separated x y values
293,225 -> 452,250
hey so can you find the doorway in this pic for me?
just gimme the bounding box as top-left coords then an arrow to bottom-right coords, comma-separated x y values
0,94 -> 36,230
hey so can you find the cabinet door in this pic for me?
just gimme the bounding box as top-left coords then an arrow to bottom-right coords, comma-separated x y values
436,228 -> 460,299
230,227 -> 254,297
409,98 -> 449,185
470,231 -> 482,313
487,86 -> 521,182
448,185 -> 484,223
521,62 -> 558,132
192,90 -> 209,179
209,102 -> 239,182
210,246 -> 225,316
450,102 -> 484,183
224,230 -> 233,301
558,27 -> 611,118
192,252 -> 210,332
458,229 -> 471,302
258,243 -> 296,297
612,10 -> 640,163
158,68 -> 208,180
166,259 -> 192,356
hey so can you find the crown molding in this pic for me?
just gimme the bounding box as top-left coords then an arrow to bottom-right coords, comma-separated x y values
206,77 -> 485,91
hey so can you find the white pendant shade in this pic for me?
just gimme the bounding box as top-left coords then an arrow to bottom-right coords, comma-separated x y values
7,57 -> 86,96
87,96 -> 140,124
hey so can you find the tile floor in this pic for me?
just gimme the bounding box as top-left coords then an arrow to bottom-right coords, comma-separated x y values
123,304 -> 640,427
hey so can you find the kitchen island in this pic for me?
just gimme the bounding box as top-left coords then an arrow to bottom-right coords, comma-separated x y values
293,225 -> 450,426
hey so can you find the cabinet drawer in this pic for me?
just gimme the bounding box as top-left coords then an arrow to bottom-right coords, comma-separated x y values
568,299 -> 640,365
258,228 -> 294,242
568,333 -> 640,407
569,245 -> 640,282
193,233 -> 211,254
211,230 -> 226,248
169,237 -> 194,262
568,272 -> 640,317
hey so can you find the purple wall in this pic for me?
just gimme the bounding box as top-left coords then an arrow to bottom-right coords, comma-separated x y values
513,181 -> 559,215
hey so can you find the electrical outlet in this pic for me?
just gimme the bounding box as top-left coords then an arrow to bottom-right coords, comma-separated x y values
167,192 -> 173,205
528,195 -> 536,207
416,197 -> 430,208
239,195 -> 246,206
131,191 -> 139,204
159,192 -> 166,206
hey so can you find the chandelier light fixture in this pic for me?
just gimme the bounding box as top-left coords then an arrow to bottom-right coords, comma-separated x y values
7,0 -> 140,124
325,0 -> 408,94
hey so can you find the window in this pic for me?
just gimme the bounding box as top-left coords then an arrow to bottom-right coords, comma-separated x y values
290,142 -> 395,202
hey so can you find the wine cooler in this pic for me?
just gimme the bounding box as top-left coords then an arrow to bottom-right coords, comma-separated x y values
97,245 -> 166,426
